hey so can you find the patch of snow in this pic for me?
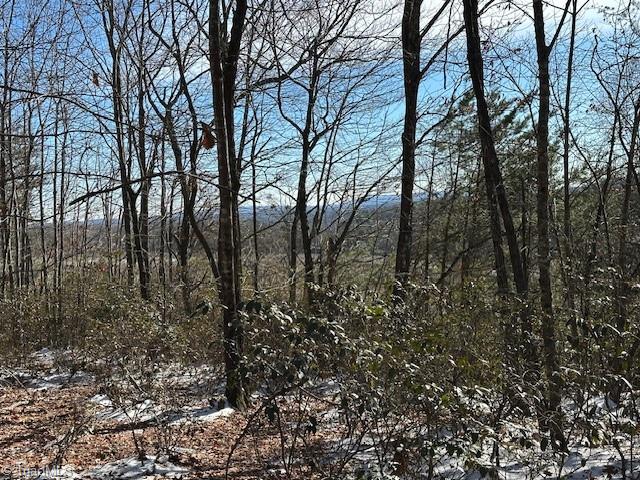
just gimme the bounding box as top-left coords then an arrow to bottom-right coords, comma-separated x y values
0,367 -> 30,387
30,348 -> 56,368
85,455 -> 188,479
151,363 -> 223,396
94,399 -> 161,423
25,371 -> 94,390
90,391 -> 235,426
89,393 -> 114,408
168,405 -> 234,425
0,368 -> 94,390
424,441 -> 639,480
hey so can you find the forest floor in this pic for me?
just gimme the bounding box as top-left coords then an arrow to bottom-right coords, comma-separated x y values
0,349 -> 638,479
0,349 -> 307,479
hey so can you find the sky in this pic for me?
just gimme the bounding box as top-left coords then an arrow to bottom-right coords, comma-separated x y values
3,0 -> 636,222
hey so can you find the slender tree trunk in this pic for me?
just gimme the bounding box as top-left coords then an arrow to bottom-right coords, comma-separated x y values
137,32 -> 151,300
533,0 -> 565,448
461,159 -> 481,283
0,56 -> 8,298
251,148 -> 259,295
463,0 -> 528,299
103,4 -> 135,289
562,0 -> 578,342
423,152 -> 436,282
615,98 -> 640,334
57,106 -> 69,331
163,109 -> 192,313
168,183 -> 175,284
159,138 -> 167,292
439,152 -> 460,285
289,212 -> 298,303
103,192 -> 114,282
38,114 -> 48,296
297,137 -> 315,305
611,97 -> 640,392
51,103 -> 60,337
394,0 -> 422,299
209,0 -> 248,409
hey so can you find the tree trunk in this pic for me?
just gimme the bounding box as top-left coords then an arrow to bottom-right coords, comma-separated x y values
562,0 -> 578,342
533,0 -> 564,448
209,0 -> 248,410
394,0 -> 422,299
136,27 -> 151,300
462,0 -> 528,298
297,137 -> 315,305
289,212 -> 298,304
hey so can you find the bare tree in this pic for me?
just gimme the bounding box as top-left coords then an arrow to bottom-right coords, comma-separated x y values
532,0 -> 572,449
462,0 -> 528,298
209,0 -> 248,409
394,0 -> 464,298
394,0 -> 422,298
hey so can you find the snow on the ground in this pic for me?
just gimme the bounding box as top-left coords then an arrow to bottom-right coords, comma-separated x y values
89,392 -> 235,425
26,371 -> 95,390
0,348 -> 94,391
86,455 -> 189,479
151,363 -> 223,396
3,349 -> 638,479
89,393 -> 114,408
30,347 -> 57,368
167,405 -> 235,425
3,351 -> 233,427
91,396 -> 161,423
427,444 -> 639,480
2,349 -> 220,395
0,367 -> 94,390
327,389 -> 639,480
3,456 -> 189,479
